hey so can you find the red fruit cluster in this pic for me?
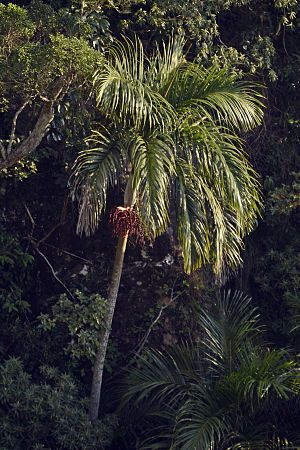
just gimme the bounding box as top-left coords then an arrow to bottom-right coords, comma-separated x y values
110,206 -> 144,243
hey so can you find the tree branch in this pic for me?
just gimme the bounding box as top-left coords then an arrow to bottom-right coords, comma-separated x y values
0,141 -> 6,160
0,77 -> 69,171
42,244 -> 92,264
36,195 -> 68,247
7,97 -> 31,156
23,202 -> 35,252
23,201 -> 74,300
134,276 -> 183,357
34,246 -> 75,300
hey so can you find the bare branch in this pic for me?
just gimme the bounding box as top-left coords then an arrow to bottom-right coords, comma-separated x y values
23,202 -> 35,225
34,246 -> 75,300
39,242 -> 92,264
0,77 -> 69,171
7,97 -> 31,156
36,195 -> 68,247
23,200 -> 74,299
135,276 -> 183,356
0,141 -> 6,160
23,202 -> 35,252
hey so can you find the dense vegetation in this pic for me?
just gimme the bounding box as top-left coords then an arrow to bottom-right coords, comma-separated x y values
0,0 -> 299,448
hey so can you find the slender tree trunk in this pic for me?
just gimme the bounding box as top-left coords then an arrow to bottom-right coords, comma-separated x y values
89,232 -> 129,421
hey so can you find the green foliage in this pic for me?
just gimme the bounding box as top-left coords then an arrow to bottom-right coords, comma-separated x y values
0,0 -> 101,139
120,290 -> 300,449
0,158 -> 38,182
254,245 -> 300,343
266,172 -> 300,217
0,0 -> 299,444
49,33 -> 101,78
0,357 -> 118,449
253,173 -> 300,347
39,290 -> 108,363
199,290 -> 262,377
119,0 -> 299,84
0,3 -> 35,54
0,227 -> 33,313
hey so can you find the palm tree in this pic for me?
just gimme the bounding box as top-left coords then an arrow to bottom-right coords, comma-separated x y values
121,290 -> 300,449
71,35 -> 264,420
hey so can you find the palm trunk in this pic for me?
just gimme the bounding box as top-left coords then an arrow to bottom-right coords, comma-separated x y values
89,232 -> 129,421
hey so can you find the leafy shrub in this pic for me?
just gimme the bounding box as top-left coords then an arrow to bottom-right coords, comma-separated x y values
0,358 -> 118,449
39,290 -> 108,363
0,227 -> 33,313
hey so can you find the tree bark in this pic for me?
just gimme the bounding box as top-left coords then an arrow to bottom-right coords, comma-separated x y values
89,232 -> 129,421
0,78 -> 67,171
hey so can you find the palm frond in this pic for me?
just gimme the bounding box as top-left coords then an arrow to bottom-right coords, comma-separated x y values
287,295 -> 300,332
174,159 -> 211,273
71,125 -> 127,236
227,426 -> 296,450
174,155 -> 258,276
238,349 -> 300,401
121,344 -> 214,449
199,290 -> 262,376
122,348 -> 194,411
175,391 -> 231,450
130,132 -> 175,236
120,291 -> 300,450
147,32 -> 186,94
173,116 -> 261,276
167,64 -> 264,132
93,37 -> 175,131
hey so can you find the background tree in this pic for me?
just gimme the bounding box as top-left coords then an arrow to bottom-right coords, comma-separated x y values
0,1 -> 101,170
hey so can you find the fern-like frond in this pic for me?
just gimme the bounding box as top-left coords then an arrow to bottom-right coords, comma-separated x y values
227,425 -> 297,450
122,348 -> 193,410
147,32 -> 186,94
174,159 -> 211,273
172,114 -> 261,275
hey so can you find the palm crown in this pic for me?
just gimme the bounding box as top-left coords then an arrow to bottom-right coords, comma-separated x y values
72,35 -> 264,275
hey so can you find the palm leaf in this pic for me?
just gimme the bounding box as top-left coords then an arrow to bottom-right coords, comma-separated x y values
122,348 -> 197,411
199,290 -> 262,376
93,37 -> 175,131
71,125 -> 127,236
175,390 -> 231,450
174,159 -> 211,273
167,64 -> 264,132
130,132 -> 175,236
227,426 -> 296,450
237,349 -> 300,402
173,116 -> 261,275
148,32 -> 186,95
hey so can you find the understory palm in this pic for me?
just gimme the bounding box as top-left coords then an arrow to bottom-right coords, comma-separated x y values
71,35 -> 264,419
121,290 -> 300,449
